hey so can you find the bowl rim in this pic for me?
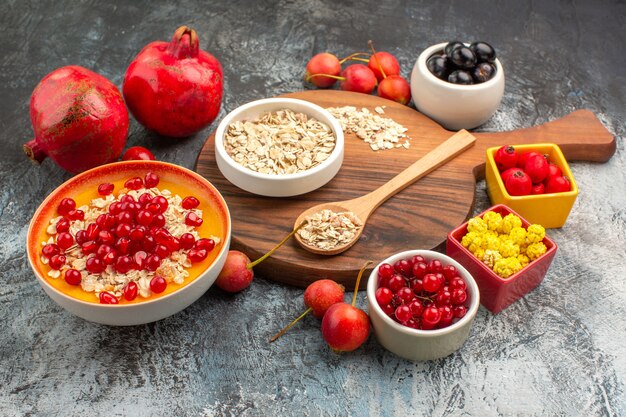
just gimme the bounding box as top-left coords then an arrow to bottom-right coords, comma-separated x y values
486,143 -> 579,200
214,97 -> 344,182
26,160 -> 232,309
417,42 -> 504,91
367,249 -> 480,337
447,204 -> 558,284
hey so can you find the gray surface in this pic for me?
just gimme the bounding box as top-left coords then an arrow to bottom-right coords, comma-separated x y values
1,0 -> 625,416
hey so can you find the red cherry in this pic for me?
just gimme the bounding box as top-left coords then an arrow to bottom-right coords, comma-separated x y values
55,217 -> 70,233
144,172 -> 160,188
56,232 -> 74,250
321,303 -> 370,352
185,212 -> 203,227
150,276 -> 167,293
42,243 -> 61,259
57,198 -> 76,216
124,177 -> 144,190
302,279 -> 345,318
122,146 -> 155,161
98,183 -> 114,196
123,282 -> 138,301
214,250 -> 254,293
182,196 -> 200,210
99,291 -> 119,304
64,269 -> 82,285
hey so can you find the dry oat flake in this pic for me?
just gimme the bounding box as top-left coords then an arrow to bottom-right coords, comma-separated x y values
223,109 -> 336,175
326,105 -> 411,151
297,209 -> 363,251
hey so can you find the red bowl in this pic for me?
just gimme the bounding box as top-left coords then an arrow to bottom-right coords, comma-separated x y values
446,204 -> 557,314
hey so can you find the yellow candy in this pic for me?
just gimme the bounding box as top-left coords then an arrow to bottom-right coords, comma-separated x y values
508,226 -> 527,246
499,238 -> 520,258
526,224 -> 546,244
482,211 -> 503,232
461,231 -> 478,248
517,253 -> 530,267
483,249 -> 502,269
474,247 -> 486,260
467,217 -> 488,234
483,234 -> 501,251
526,242 -> 547,260
493,257 -> 523,278
500,213 -> 522,234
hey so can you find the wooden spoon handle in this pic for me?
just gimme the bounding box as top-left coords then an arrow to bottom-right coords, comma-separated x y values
359,130 -> 477,214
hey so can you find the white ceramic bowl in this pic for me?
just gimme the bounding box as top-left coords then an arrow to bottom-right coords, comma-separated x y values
367,250 -> 480,360
214,98 -> 344,197
410,42 -> 505,130
26,161 -> 231,326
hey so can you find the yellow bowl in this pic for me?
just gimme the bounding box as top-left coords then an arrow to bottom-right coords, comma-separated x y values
485,143 -> 578,228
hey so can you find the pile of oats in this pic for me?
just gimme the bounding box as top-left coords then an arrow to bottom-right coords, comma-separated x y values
326,105 -> 411,151
297,209 -> 363,251
223,109 -> 336,175
41,187 -> 221,301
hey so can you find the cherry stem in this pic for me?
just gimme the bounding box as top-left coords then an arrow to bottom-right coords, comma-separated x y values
269,307 -> 313,343
368,40 -> 386,79
305,73 -> 345,82
246,221 -> 307,270
352,260 -> 373,307
340,57 -> 370,64
339,52 -> 370,64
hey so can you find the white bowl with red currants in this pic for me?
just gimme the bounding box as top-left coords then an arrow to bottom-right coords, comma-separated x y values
410,41 -> 504,130
367,250 -> 480,361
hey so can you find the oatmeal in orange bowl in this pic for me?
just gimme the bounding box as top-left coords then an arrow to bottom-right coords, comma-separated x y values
27,161 -> 231,325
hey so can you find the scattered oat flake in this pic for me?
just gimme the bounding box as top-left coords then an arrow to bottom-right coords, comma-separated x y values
297,209 -> 363,251
326,106 -> 411,151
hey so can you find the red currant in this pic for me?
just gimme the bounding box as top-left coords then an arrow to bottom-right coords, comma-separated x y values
422,273 -> 442,293
438,306 -> 454,327
394,305 -> 412,323
453,305 -> 467,319
427,259 -> 443,274
393,259 -> 412,277
387,274 -> 406,293
410,278 -> 423,293
412,262 -> 428,279
98,183 -> 114,196
375,287 -> 393,306
442,265 -> 458,280
449,276 -> 467,290
150,276 -> 167,293
397,287 -> 415,304
435,289 -> 452,306
123,282 -> 138,301
451,288 -> 467,305
408,299 -> 423,317
422,306 -> 441,326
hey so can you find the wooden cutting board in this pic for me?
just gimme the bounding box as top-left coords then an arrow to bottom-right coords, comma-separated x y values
195,90 -> 615,288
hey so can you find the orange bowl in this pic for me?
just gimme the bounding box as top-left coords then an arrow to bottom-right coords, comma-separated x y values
27,160 -> 231,325
485,143 -> 578,228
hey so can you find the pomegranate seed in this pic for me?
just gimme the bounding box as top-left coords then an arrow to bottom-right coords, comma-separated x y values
187,248 -> 207,263
123,282 -> 138,301
129,227 -> 145,242
121,201 -> 139,213
133,251 -> 148,269
86,223 -> 100,240
115,237 -> 131,255
145,202 -> 161,214
108,201 -> 122,215
42,243 -> 61,259
81,240 -> 97,254
68,209 -> 84,221
55,217 -> 70,233
116,211 -> 133,224
185,212 -> 203,227
102,249 -> 117,265
179,233 -> 195,250
154,244 -> 170,258
194,238 -> 215,252
120,195 -> 136,204
115,255 -> 133,273
141,235 -> 156,252
165,237 -> 181,252
97,230 -> 114,245
99,291 -> 119,304
375,287 -> 393,306
86,257 -> 105,274
152,196 -> 168,213
49,254 -> 66,270
136,210 -> 154,226
75,230 -> 88,245
64,269 -> 82,285
57,198 -> 76,216
145,254 -> 161,271
124,177 -> 143,190
98,183 -> 114,196
128,241 -> 142,255
181,196 -> 200,210
96,244 -> 113,258
151,214 -> 166,227
154,228 -> 171,244
138,192 -> 153,206
144,172 -> 160,188
150,276 -> 167,293
103,214 -> 117,229
56,232 -> 74,250
114,223 -> 131,238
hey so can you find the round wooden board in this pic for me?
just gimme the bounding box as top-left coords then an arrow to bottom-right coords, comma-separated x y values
195,90 -> 615,288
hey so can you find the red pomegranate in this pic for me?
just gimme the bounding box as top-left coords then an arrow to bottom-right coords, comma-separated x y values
23,66 -> 129,174
123,26 -> 223,137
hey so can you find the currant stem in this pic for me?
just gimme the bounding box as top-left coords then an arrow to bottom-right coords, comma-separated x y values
352,260 -> 373,306
246,221 -> 307,270
339,52 -> 370,64
368,40 -> 387,79
269,307 -> 313,343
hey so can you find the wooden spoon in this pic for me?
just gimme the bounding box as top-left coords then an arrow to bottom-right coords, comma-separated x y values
294,130 -> 477,255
